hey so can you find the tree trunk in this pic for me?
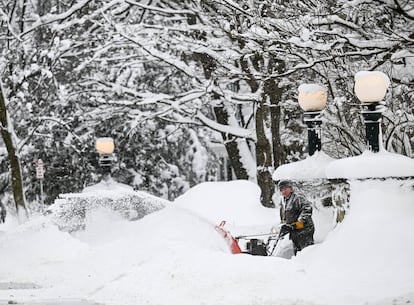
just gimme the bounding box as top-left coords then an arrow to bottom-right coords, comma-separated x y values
213,106 -> 249,180
267,79 -> 285,168
0,82 -> 28,217
255,99 -> 275,208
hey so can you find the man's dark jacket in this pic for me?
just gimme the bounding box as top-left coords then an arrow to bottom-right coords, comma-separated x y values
280,192 -> 315,253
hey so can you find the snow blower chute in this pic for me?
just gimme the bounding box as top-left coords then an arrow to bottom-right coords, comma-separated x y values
214,220 -> 242,254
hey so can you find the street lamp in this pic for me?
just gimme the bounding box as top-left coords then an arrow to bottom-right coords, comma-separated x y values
298,84 -> 328,156
354,71 -> 390,152
95,137 -> 115,178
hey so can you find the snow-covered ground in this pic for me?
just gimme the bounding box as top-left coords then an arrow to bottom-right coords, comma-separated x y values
0,175 -> 413,305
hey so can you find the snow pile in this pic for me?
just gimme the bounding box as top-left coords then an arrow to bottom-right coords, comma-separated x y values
0,217 -> 89,282
296,179 -> 414,304
273,150 -> 414,180
174,179 -> 276,227
326,150 -> 414,179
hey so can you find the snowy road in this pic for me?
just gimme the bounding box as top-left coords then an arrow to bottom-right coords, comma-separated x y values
0,282 -> 100,305
0,300 -> 100,305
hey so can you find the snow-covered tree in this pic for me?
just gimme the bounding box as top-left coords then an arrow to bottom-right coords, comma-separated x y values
1,0 -> 412,211
83,0 -> 413,206
0,0 -> 96,211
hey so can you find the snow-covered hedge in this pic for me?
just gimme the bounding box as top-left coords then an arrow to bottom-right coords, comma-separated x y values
48,191 -> 169,232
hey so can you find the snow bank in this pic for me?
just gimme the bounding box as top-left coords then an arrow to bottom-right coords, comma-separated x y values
174,180 -> 275,227
0,217 -> 89,282
296,179 -> 414,304
326,150 -> 414,179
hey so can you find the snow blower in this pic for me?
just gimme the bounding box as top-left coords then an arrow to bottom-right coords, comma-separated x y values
215,221 -> 292,256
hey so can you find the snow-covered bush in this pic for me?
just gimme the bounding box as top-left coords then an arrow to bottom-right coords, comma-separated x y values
47,191 -> 169,232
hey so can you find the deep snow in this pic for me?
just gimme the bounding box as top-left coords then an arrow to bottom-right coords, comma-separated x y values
0,153 -> 414,305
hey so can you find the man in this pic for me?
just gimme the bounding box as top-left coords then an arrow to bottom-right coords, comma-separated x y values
278,179 -> 314,255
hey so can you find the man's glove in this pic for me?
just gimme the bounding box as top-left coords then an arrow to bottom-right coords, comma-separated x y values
280,223 -> 294,234
292,221 -> 304,229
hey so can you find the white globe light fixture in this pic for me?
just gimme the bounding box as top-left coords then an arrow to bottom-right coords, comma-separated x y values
298,84 -> 328,156
95,137 -> 115,169
354,71 -> 390,103
354,71 -> 390,152
298,84 -> 328,111
96,137 -> 115,155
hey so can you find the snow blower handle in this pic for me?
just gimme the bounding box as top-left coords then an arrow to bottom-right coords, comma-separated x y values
267,224 -> 293,256
235,232 -> 276,240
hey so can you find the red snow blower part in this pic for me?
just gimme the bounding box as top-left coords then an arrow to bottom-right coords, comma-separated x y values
214,220 -> 242,254
215,221 -> 292,256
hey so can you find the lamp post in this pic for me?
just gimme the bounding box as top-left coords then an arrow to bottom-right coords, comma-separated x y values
95,137 -> 115,180
298,84 -> 328,156
354,71 -> 390,153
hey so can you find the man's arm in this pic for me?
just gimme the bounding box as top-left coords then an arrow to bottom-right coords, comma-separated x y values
297,196 -> 313,223
291,196 -> 312,229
